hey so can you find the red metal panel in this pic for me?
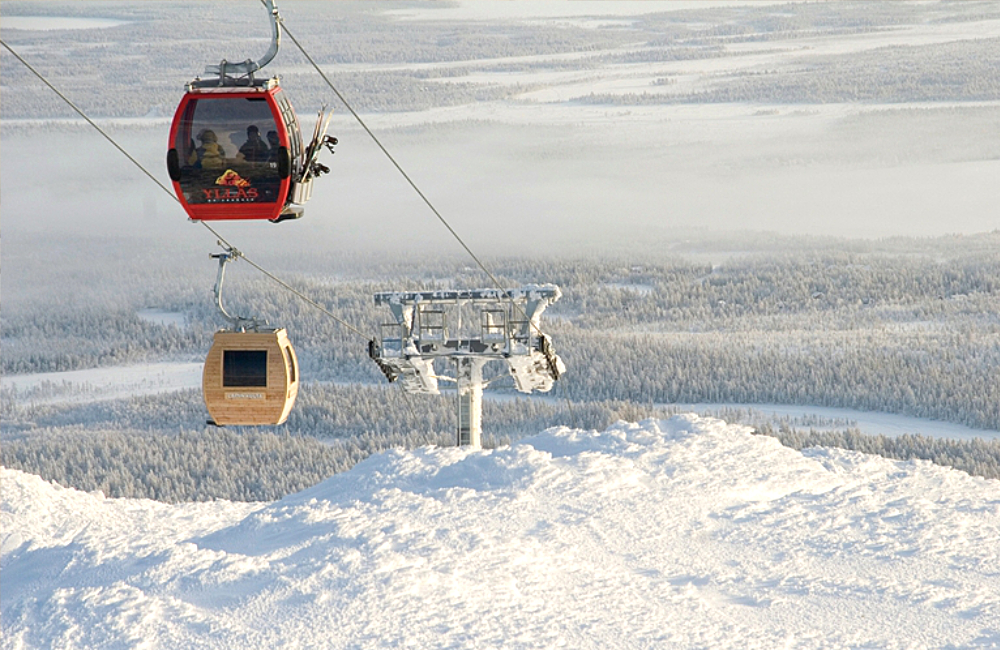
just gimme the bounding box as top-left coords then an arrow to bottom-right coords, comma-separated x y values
168,86 -> 293,222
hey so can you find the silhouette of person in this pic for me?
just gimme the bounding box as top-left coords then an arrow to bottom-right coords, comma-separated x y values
189,129 -> 226,170
266,130 -> 281,162
239,125 -> 269,163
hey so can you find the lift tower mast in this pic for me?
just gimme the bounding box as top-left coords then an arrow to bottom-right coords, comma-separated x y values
370,286 -> 566,448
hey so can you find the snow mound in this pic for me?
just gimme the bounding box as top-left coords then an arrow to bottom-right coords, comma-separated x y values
4,415 -> 1000,649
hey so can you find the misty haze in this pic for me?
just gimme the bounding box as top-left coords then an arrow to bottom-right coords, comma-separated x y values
2,2 -> 1000,648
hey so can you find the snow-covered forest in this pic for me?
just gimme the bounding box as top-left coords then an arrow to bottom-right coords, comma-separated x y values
4,238 -> 1000,500
4,2 -> 1000,647
5,239 -> 1000,424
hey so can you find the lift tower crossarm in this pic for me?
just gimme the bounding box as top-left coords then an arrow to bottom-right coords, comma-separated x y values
371,285 -> 566,448
374,285 -> 561,340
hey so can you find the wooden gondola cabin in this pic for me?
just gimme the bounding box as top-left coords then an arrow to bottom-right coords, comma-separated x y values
203,328 -> 299,426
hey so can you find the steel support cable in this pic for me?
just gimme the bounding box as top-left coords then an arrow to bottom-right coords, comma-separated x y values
228,248 -> 371,339
6,31 -> 573,424
1,39 -> 177,201
1,38 -> 452,434
1,38 -> 372,343
279,23 -> 578,426
278,23 -> 548,337
280,23 -> 578,428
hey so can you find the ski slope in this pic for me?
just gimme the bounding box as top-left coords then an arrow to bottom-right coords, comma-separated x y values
3,415 -> 999,649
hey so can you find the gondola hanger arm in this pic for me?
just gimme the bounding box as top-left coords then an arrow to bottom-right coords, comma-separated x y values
211,245 -> 265,332
204,0 -> 281,80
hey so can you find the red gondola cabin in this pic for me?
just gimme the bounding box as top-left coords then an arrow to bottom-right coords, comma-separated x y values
167,79 -> 306,222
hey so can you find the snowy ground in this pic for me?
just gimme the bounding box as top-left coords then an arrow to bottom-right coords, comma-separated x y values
668,403 -> 1000,443
0,362 -> 204,405
3,415 -> 999,649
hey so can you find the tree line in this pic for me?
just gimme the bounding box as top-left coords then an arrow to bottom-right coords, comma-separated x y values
4,385 -> 998,503
6,236 -> 999,428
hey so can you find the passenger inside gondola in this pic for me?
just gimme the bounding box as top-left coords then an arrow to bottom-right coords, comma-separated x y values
239,125 -> 270,163
190,130 -> 227,170
266,130 -> 281,162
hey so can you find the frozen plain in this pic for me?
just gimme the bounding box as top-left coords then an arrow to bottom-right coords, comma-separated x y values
3,415 -> 1000,649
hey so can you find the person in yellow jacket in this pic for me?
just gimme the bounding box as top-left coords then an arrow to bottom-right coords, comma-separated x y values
189,130 -> 226,170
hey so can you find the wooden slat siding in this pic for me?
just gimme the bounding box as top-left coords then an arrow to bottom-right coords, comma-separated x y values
203,329 -> 299,426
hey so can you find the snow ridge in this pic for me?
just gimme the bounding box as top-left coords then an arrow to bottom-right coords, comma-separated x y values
3,415 -> 999,649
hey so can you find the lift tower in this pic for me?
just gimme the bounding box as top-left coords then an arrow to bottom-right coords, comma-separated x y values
370,286 -> 566,447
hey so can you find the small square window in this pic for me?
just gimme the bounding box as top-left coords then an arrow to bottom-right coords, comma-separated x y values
223,350 -> 268,387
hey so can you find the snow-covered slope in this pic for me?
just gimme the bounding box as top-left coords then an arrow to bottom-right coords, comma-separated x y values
3,415 -> 999,649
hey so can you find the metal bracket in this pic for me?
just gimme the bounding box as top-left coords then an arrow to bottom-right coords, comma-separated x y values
203,0 -> 282,81
210,244 -> 265,332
